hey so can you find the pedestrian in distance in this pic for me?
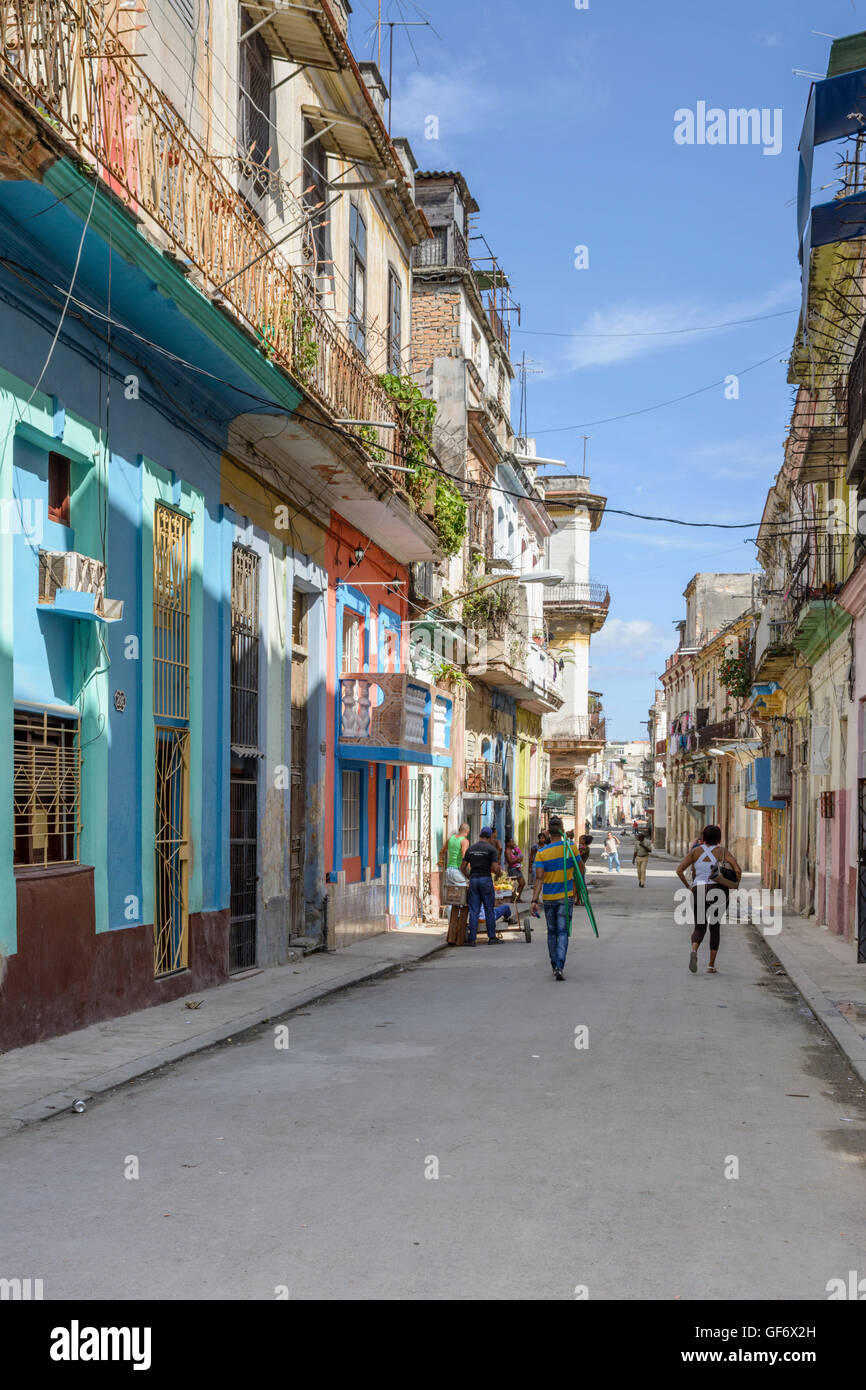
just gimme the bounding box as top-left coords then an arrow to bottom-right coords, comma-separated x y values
528,830 -> 548,881
461,826 -> 502,946
675,824 -> 741,974
530,815 -> 579,980
504,837 -> 525,900
603,830 -> 621,873
632,829 -> 652,887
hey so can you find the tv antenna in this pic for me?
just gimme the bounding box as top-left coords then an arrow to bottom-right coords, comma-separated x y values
516,352 -> 542,442
370,3 -> 440,133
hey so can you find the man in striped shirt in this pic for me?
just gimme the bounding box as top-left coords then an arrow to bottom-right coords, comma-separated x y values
530,816 -> 579,980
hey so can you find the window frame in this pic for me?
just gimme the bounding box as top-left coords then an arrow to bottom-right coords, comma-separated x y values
348,203 -> 367,354
386,265 -> 402,374
341,768 -> 361,859
13,707 -> 81,868
47,451 -> 71,526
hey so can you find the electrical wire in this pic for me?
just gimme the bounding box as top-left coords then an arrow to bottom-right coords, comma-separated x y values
533,349 -> 788,433
515,309 -> 797,339
0,255 -> 826,536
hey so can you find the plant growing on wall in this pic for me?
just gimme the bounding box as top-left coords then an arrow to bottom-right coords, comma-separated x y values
294,309 -> 319,381
718,654 -> 751,700
432,479 -> 467,558
379,372 -> 467,555
353,422 -> 386,465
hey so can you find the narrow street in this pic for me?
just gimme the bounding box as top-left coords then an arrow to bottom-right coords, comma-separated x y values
3,856 -> 864,1302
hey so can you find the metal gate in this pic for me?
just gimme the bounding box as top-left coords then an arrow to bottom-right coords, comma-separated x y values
230,774 -> 258,971
154,727 -> 190,976
388,772 -> 422,927
153,503 -> 190,977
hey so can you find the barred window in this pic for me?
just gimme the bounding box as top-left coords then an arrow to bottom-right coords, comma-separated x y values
342,769 -> 361,858
13,709 -> 80,866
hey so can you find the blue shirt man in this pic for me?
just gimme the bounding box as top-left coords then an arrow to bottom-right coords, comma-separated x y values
531,816 -> 578,979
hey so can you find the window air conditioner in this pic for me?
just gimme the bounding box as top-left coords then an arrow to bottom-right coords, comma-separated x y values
38,550 -> 123,622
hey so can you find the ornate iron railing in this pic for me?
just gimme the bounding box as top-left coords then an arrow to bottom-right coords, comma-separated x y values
543,582 -> 611,608
464,758 -> 503,795
0,0 -> 402,459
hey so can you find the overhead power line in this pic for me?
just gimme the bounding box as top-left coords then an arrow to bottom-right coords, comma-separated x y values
515,309 -> 797,339
1,254 -> 820,535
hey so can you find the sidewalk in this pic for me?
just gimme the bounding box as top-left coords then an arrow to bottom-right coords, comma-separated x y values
0,926 -> 447,1142
650,849 -> 866,1090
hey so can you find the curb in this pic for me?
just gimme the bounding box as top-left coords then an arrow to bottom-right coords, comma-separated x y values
751,925 -> 866,1093
1,935 -> 448,1139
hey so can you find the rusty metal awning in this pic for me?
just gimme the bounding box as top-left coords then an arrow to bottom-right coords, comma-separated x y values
240,2 -> 343,71
301,105 -> 380,164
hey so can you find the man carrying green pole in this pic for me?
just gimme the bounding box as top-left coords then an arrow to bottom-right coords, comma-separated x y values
530,815 -> 581,980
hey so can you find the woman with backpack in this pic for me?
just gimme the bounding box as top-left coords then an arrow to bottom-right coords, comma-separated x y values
675,824 -> 741,974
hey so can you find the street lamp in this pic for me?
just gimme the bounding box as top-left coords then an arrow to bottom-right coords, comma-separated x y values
517,570 -> 564,586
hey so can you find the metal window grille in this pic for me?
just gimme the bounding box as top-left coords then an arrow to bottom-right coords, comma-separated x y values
13,709 -> 80,866
238,9 -> 272,203
154,726 -> 190,976
153,504 -> 191,721
342,769 -> 361,857
231,544 -> 260,748
230,775 -> 258,971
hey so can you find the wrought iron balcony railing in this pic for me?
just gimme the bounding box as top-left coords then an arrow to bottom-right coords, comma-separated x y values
0,0 -> 403,464
464,758 -> 503,795
411,220 -> 472,273
543,582 -> 611,609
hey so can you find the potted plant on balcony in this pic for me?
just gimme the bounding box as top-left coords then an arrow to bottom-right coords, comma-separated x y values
432,660 -> 473,694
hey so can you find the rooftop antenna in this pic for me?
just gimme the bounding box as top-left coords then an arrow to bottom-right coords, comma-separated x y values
370,3 -> 440,133
581,434 -> 590,477
516,352 -> 542,442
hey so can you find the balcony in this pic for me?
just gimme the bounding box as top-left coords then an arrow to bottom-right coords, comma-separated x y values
339,672 -> 452,766
0,0 -> 404,467
753,600 -> 795,681
409,561 -> 443,609
411,221 -> 472,273
544,714 -> 607,753
467,635 -> 563,712
544,582 -> 611,632
849,324 -> 866,479
697,717 -> 736,749
464,759 -> 504,796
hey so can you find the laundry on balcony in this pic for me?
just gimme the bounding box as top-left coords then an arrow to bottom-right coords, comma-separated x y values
338,671 -> 452,767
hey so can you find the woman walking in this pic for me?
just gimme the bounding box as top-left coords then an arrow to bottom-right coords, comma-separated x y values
603,830 -> 621,873
504,838 -> 526,900
675,824 -> 741,974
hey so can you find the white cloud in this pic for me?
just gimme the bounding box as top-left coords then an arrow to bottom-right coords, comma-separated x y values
591,618 -> 673,659
542,281 -> 798,375
389,64 -> 500,151
682,434 -> 780,480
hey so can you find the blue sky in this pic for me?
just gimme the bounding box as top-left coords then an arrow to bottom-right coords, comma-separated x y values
348,0 -> 851,738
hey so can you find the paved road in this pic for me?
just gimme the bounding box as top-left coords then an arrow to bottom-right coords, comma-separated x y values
3,858 -> 865,1300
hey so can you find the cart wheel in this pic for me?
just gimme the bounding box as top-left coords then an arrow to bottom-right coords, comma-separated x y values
524,920 -> 532,942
